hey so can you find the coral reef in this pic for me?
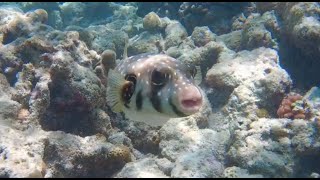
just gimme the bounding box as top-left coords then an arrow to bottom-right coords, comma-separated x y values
0,2 -> 320,178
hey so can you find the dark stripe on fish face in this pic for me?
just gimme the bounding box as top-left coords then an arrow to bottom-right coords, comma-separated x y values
150,85 -> 164,114
169,96 -> 188,117
136,90 -> 143,111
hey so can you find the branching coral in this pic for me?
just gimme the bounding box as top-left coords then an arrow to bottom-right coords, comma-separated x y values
277,93 -> 311,119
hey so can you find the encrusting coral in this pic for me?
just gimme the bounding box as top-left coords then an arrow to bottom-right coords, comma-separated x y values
143,12 -> 162,32
277,93 -> 311,120
108,145 -> 132,163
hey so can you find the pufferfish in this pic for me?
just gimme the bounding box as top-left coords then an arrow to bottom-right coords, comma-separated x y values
106,53 -> 203,127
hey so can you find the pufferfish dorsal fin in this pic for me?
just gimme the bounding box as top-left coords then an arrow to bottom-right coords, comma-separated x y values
193,65 -> 203,86
106,68 -> 126,112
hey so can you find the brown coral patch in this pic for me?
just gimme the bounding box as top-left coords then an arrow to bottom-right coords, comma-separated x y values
108,145 -> 132,163
277,92 -> 310,120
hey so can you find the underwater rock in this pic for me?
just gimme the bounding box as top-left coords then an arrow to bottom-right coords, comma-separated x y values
256,2 -> 320,88
101,3 -> 143,38
59,2 -> 113,28
111,2 -> 138,20
143,12 -> 162,32
170,149 -> 224,178
39,49 -> 106,136
0,7 -> 51,45
255,2 -> 288,15
216,30 -> 242,51
223,166 -> 264,178
218,11 -> 279,52
191,26 -> 216,47
28,70 -> 51,126
10,63 -> 35,108
0,73 -> 24,129
290,119 -> 320,155
107,131 -> 133,149
136,2 -> 182,20
48,30 -> 99,67
18,2 -> 61,29
206,47 -> 292,117
178,2 -> 250,35
0,126 -> 135,178
0,91 -> 21,128
227,115 -> 320,178
42,131 -> 133,178
231,13 -> 247,31
240,11 -> 279,51
227,118 -> 295,177
113,119 -> 161,155
304,87 -> 320,118
20,2 -> 60,12
169,39 -> 228,86
164,20 -> 188,49
128,31 -> 162,56
89,108 -> 113,136
0,126 -> 47,178
159,109 -> 228,177
88,26 -> 129,57
0,73 -> 12,97
115,156 -> 169,178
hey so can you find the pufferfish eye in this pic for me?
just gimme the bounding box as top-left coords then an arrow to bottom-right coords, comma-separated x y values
151,70 -> 169,86
125,74 -> 137,85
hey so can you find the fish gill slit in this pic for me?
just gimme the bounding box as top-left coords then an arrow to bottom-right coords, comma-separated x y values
136,90 -> 143,111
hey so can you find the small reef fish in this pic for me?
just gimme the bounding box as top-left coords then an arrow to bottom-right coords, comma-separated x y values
107,53 -> 203,127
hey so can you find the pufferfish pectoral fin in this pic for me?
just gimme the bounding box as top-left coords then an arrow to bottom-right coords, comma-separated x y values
106,69 -> 126,113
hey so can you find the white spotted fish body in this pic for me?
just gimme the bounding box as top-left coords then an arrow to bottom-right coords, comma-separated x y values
107,53 -> 203,127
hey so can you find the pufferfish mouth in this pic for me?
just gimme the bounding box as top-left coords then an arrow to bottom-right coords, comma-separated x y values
178,86 -> 203,115
181,98 -> 202,108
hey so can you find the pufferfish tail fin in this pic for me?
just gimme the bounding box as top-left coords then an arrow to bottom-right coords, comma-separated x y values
106,69 -> 125,112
